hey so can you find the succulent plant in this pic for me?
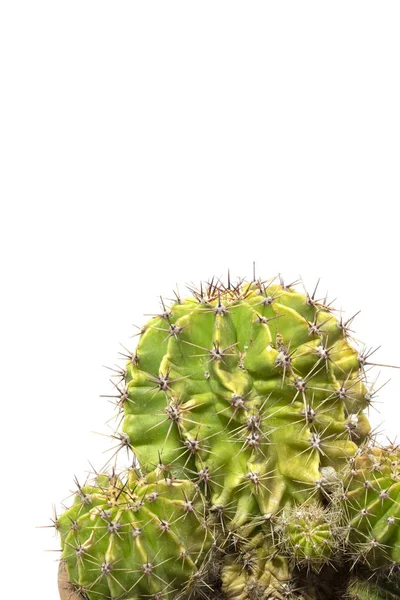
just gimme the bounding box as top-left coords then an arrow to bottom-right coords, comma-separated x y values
57,468 -> 213,600
53,273 -> 400,600
120,276 -> 372,528
274,501 -> 342,571
342,443 -> 400,568
345,577 -> 400,600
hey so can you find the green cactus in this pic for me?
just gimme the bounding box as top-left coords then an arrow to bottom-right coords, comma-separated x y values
342,443 -> 400,568
274,501 -> 341,570
53,273 -> 400,600
120,277 -> 371,527
57,468 -> 213,600
345,577 -> 400,600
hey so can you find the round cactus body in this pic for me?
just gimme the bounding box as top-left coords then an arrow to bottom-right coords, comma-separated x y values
57,469 -> 213,600
121,278 -> 371,526
275,501 -> 340,570
342,444 -> 400,568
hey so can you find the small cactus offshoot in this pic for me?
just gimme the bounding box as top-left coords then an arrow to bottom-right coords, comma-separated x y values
274,501 -> 342,571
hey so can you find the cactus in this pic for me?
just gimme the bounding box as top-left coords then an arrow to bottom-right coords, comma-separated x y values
57,468 -> 213,600
52,273 -> 400,600
274,501 -> 342,571
345,577 -> 400,600
120,276 -> 372,527
342,443 -> 400,568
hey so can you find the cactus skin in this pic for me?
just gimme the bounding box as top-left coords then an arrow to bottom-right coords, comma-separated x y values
57,469 -> 213,600
121,278 -> 371,526
221,536 -> 291,600
342,444 -> 400,568
345,578 -> 400,600
275,501 -> 341,571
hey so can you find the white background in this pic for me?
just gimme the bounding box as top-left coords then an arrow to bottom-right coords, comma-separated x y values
1,2 -> 399,598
